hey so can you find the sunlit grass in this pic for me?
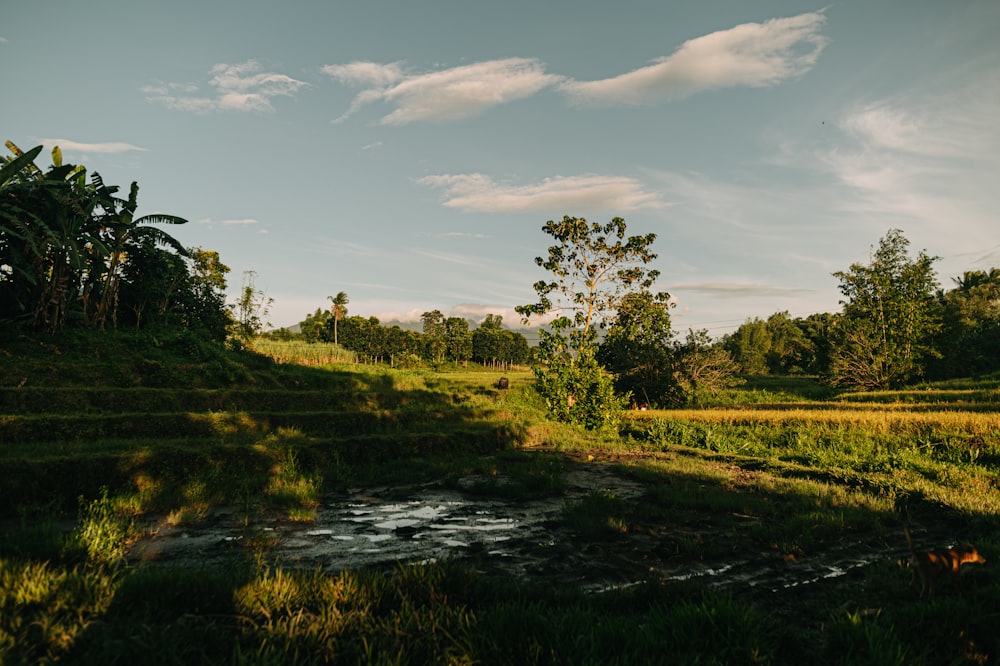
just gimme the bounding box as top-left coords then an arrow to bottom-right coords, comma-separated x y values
4,331 -> 1000,663
632,405 -> 1000,435
252,339 -> 356,365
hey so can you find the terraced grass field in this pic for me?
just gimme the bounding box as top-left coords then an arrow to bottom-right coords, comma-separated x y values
2,331 -> 998,664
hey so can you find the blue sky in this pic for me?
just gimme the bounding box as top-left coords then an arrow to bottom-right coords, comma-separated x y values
3,1 -> 998,335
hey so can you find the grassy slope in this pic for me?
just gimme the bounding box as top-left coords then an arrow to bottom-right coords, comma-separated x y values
2,330 -> 1000,664
0,330 -> 528,518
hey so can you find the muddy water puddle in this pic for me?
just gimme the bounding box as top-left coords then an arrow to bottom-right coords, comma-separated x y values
130,488 -> 566,575
129,464 -> 898,594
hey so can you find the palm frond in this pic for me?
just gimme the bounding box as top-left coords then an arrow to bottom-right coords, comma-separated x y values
135,213 -> 188,225
132,226 -> 189,257
0,145 -> 44,187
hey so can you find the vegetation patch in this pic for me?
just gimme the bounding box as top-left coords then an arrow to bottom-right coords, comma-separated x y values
2,331 -> 999,663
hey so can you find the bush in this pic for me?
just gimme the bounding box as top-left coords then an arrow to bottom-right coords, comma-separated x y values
533,351 -> 627,431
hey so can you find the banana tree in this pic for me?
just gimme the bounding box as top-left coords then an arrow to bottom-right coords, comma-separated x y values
2,141 -> 188,332
34,159 -> 108,331
86,176 -> 188,329
0,145 -> 46,320
1,143 -> 103,330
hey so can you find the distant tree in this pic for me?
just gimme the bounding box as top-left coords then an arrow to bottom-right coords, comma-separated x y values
471,315 -> 530,368
182,247 -> 231,340
327,291 -> 349,345
598,291 -> 682,407
795,312 -> 836,376
263,327 -> 298,341
231,270 -> 272,346
722,312 -> 814,376
764,311 -> 814,374
481,313 -> 504,330
444,317 -> 472,363
504,330 -> 531,366
299,308 -> 331,343
340,315 -> 384,362
830,229 -> 941,389
472,327 -> 500,366
517,216 -> 660,428
929,268 -> 1000,379
673,329 -> 743,404
385,325 -> 423,366
724,317 -> 772,375
421,309 -> 447,364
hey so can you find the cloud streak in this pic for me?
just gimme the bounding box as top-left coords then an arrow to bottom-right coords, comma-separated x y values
143,60 -> 308,113
323,11 -> 828,123
672,282 -> 814,299
324,58 -> 561,125
819,79 -> 1000,238
41,139 -> 148,154
561,12 -> 827,105
418,173 -> 667,213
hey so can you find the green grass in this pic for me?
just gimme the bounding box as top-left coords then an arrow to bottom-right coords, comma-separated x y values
2,330 -> 1000,663
0,558 -> 787,665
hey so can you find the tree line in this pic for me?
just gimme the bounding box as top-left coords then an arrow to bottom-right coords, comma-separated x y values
7,139 -> 991,416
722,230 -> 1000,388
1,142 -> 231,341
516,217 -> 999,429
283,306 -> 530,369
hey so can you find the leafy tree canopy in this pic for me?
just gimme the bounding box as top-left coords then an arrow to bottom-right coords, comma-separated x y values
517,215 -> 664,428
515,215 -> 665,339
830,229 -> 941,389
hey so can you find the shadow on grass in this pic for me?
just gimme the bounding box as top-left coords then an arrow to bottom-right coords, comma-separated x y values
3,331 -> 999,663
0,347 -> 527,519
3,444 -> 998,664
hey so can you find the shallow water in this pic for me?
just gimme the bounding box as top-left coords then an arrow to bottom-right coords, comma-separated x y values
130,486 -> 566,575
128,465 -> 900,594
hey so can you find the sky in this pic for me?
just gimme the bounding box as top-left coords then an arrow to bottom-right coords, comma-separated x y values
3,1 -> 999,337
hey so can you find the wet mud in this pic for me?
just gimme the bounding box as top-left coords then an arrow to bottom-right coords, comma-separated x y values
128,460 -> 915,598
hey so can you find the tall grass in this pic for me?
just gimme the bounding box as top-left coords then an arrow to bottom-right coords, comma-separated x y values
70,487 -> 136,565
252,339 -> 356,365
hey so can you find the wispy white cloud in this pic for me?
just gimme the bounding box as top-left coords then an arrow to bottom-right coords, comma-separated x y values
561,11 -> 827,105
323,13 -> 826,123
322,61 -> 405,87
672,282 -> 813,299
143,60 -> 308,113
222,218 -> 259,225
41,139 -> 148,154
418,173 -> 668,213
818,78 -> 1000,243
434,231 -> 490,239
411,248 -> 485,267
840,95 -> 997,162
324,58 -> 562,124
